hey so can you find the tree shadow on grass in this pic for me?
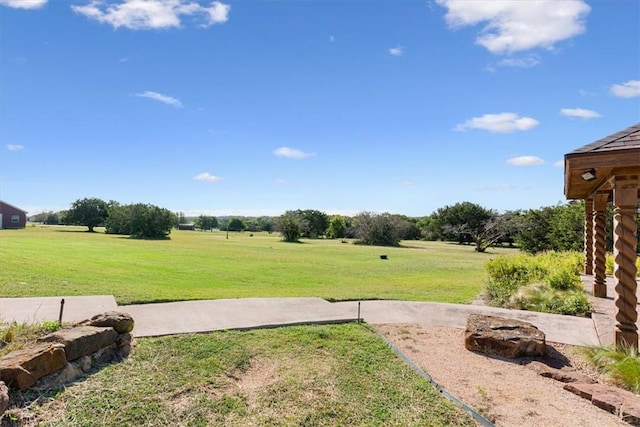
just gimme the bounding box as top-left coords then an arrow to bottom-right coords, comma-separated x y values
110,235 -> 171,241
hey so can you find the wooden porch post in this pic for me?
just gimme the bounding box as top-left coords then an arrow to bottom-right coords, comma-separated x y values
613,175 -> 639,348
592,193 -> 609,298
584,198 -> 594,275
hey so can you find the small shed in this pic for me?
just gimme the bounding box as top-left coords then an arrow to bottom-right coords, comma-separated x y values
0,201 -> 28,229
178,223 -> 196,231
564,123 -> 640,347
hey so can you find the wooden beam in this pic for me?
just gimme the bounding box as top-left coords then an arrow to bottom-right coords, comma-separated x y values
566,149 -> 640,169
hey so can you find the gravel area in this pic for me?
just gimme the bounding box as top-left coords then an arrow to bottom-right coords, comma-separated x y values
375,324 -> 630,427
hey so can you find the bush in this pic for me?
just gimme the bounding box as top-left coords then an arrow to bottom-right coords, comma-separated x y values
606,253 -> 640,277
484,254 -> 545,306
485,251 -> 590,315
105,203 -> 175,239
351,212 -> 408,247
278,211 -> 302,242
585,344 -> 640,393
508,284 -> 590,316
546,268 -> 582,291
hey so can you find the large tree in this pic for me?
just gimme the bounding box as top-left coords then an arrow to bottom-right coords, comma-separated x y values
433,202 -> 495,244
65,197 -> 108,232
128,203 -> 175,239
278,211 -> 302,242
227,218 -> 245,232
294,209 -> 329,238
105,202 -> 176,239
196,215 -> 218,231
327,215 -> 348,239
516,202 -> 586,254
351,212 -> 408,247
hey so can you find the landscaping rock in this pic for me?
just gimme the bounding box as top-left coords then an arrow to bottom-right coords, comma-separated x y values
39,362 -> 84,389
527,361 -> 596,384
116,332 -> 133,359
0,380 -> 9,416
82,311 -> 134,334
38,326 -> 118,362
0,343 -> 66,390
93,343 -> 119,364
564,382 -> 640,426
464,314 -> 546,358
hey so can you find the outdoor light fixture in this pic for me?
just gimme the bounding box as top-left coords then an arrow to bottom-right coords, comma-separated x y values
580,168 -> 597,182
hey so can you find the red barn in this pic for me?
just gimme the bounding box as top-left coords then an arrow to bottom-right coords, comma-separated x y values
0,201 -> 28,229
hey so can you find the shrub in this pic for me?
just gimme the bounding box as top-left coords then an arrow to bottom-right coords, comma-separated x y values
278,211 -> 302,242
558,291 -> 591,316
485,251 -> 590,315
585,344 -> 640,393
606,253 -> 640,277
484,254 -> 545,306
546,267 -> 582,291
508,284 -> 590,316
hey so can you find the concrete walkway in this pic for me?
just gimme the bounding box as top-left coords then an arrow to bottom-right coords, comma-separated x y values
0,292 -> 613,347
4,274 -> 637,347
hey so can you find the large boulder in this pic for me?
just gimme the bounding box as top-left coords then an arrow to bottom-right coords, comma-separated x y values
37,326 -> 118,362
464,314 -> 546,358
81,312 -> 134,334
0,343 -> 66,390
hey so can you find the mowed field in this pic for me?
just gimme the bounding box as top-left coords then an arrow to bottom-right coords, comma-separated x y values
0,226 -> 516,305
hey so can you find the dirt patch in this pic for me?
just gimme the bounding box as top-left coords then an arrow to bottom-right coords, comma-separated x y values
235,356 -> 280,393
375,324 -> 629,427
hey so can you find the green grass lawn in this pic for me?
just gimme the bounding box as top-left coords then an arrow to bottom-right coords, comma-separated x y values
0,226 -> 516,305
8,324 -> 474,426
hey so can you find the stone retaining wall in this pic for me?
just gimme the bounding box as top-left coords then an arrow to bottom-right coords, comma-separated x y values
0,311 -> 134,417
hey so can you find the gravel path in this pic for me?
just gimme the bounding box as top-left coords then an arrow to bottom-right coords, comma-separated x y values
375,324 -> 630,427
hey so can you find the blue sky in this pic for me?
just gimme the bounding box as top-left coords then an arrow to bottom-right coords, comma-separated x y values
1,0 -> 639,218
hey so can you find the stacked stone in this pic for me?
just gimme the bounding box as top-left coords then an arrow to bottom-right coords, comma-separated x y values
0,312 -> 134,417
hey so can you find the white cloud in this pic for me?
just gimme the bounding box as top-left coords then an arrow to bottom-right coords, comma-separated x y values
273,147 -> 315,159
455,112 -> 539,133
71,0 -> 230,30
193,172 -> 223,183
560,108 -> 601,119
136,91 -> 183,107
389,46 -> 404,56
506,156 -> 544,166
497,54 -> 540,68
402,180 -> 416,186
553,160 -> 564,168
204,0 -> 229,25
5,144 -> 24,151
610,80 -> 640,98
436,0 -> 590,54
0,0 -> 47,9
329,35 -> 335,42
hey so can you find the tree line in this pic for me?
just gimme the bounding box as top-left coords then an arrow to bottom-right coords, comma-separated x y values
37,197 -> 639,251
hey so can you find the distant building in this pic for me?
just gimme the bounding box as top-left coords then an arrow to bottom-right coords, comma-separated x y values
178,223 -> 196,231
0,201 -> 28,229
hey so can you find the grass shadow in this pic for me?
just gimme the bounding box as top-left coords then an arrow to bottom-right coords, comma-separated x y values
4,358 -> 127,423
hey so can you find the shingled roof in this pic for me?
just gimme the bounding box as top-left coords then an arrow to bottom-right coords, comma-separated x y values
564,123 -> 640,200
569,122 -> 640,155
